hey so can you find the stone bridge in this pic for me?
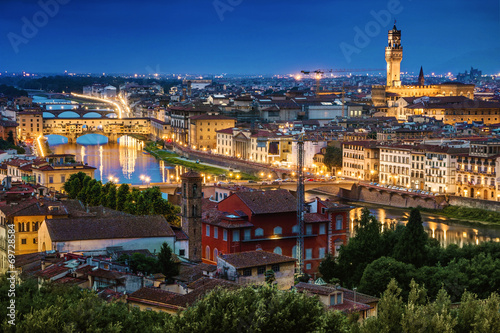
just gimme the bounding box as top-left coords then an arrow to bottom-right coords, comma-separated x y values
43,106 -> 117,118
43,117 -> 152,143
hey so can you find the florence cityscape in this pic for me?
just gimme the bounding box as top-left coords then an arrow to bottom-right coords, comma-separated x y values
0,0 -> 500,332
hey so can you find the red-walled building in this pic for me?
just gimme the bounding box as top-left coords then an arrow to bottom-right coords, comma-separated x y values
201,189 -> 352,276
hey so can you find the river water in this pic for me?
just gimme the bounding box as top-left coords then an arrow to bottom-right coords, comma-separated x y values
48,135 -> 188,185
48,137 -> 500,247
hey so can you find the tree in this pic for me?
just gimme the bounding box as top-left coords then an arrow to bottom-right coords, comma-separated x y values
116,184 -> 130,211
393,208 -> 428,267
106,184 -> 117,208
88,182 -> 102,206
323,146 -> 342,171
319,253 -> 337,283
334,208 -> 382,287
372,279 -> 404,333
129,253 -> 159,275
169,286 -> 346,333
358,257 -> 415,298
158,242 -> 179,281
6,131 -> 14,145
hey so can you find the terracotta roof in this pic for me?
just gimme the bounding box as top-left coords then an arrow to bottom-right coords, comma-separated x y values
35,265 -> 70,279
88,268 -> 124,280
173,263 -> 215,283
231,189 -> 296,215
304,213 -> 330,223
186,276 -> 236,291
128,287 -> 180,305
329,299 -> 372,313
45,215 -> 175,242
216,127 -> 235,134
53,276 -> 87,285
220,250 -> 296,269
172,227 -> 189,241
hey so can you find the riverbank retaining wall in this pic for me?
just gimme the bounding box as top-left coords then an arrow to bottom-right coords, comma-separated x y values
340,184 -> 446,210
448,196 -> 500,212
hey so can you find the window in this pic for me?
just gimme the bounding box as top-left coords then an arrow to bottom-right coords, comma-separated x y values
244,229 -> 251,240
214,248 -> 218,260
48,176 -> 53,184
255,228 -> 264,237
61,175 -> 65,183
336,216 -> 343,230
319,223 -> 326,235
306,225 -> 312,235
223,229 -> 227,241
179,249 -> 185,257
206,225 -> 210,237
214,226 -> 218,239
292,246 -> 297,259
319,247 -> 326,259
337,293 -> 342,305
273,226 -> 282,235
306,263 -> 311,270
257,266 -> 266,275
271,264 -> 280,272
205,246 -> 210,260
305,248 -> 312,259
233,230 -> 240,242
292,225 -> 299,233
243,268 -> 252,276
321,207 -> 326,214
33,238 -> 37,244
273,247 -> 282,255
21,239 -> 27,245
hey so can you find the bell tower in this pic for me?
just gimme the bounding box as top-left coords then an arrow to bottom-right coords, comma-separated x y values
385,22 -> 403,87
181,171 -> 202,262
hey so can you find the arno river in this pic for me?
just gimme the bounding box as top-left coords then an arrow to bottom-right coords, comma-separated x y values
49,135 -> 500,247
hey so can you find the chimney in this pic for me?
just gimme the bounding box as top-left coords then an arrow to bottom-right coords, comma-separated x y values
41,260 -> 46,271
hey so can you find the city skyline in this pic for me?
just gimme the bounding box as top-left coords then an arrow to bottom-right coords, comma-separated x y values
1,0 -> 499,75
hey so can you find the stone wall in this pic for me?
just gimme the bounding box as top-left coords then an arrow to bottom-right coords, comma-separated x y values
340,184 -> 445,210
448,196 -> 500,212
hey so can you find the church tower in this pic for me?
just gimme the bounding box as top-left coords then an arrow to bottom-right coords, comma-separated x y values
418,66 -> 425,86
181,171 -> 202,262
385,22 -> 403,87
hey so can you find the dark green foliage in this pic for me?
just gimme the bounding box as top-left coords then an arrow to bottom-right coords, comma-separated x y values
62,176 -> 180,224
0,84 -> 27,97
358,257 -> 415,298
393,208 -> 428,267
323,146 -> 343,170
106,184 -> 117,208
116,184 -> 130,211
0,277 -> 170,332
158,242 -> 179,281
319,207 -> 500,302
169,286 -> 349,333
421,205 -> 500,224
319,253 -> 337,283
6,131 -> 14,145
0,138 -> 25,154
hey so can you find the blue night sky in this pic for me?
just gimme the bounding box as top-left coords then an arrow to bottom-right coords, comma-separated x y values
1,0 -> 499,75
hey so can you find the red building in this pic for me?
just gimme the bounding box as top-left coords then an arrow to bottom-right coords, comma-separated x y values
201,189 -> 352,276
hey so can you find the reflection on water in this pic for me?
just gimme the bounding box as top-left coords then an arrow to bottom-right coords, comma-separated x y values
306,192 -> 500,248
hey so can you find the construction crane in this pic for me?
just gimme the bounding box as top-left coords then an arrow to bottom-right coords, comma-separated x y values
300,68 -> 385,94
295,133 -> 305,276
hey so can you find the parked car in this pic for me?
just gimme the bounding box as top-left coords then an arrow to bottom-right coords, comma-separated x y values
271,180 -> 280,185
306,178 -> 315,182
261,181 -> 269,185
248,180 -> 257,183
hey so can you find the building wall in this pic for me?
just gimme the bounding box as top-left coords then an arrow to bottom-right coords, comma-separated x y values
18,112 -> 43,140
190,118 -> 236,151
379,147 -> 411,187
37,223 -> 175,254
33,168 -> 94,193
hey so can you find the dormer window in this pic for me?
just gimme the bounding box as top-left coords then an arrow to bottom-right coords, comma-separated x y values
330,292 -> 343,305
